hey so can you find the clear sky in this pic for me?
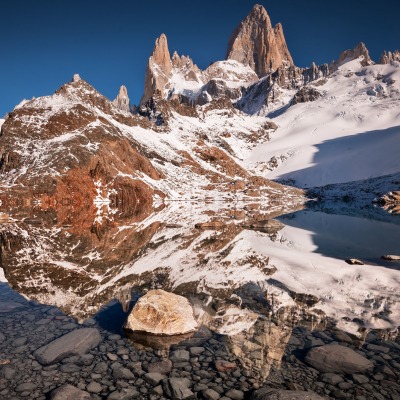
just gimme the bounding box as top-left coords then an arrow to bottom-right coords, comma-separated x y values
1,0 -> 400,116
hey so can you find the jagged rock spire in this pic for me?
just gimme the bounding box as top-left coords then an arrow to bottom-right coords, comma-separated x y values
226,4 -> 294,77
334,42 -> 372,69
140,33 -> 173,105
112,85 -> 131,113
379,50 -> 400,64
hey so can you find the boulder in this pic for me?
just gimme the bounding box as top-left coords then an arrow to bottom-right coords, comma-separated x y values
34,328 -> 101,365
124,290 -> 197,336
305,344 -> 373,374
251,388 -> 327,399
60,386 -> 88,399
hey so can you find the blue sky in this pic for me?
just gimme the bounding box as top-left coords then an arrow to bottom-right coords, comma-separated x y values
1,0 -> 399,116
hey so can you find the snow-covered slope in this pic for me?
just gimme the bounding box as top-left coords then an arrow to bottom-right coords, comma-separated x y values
250,59 -> 400,188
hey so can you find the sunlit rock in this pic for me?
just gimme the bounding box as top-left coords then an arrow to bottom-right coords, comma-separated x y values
125,289 -> 198,336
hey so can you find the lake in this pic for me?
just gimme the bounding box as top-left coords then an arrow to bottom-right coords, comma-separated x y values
0,202 -> 399,399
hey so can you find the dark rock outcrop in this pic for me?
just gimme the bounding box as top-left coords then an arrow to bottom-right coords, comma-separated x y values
291,87 -> 321,106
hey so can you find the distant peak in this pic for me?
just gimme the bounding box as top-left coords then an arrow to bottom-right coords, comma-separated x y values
226,4 -> 293,76
151,33 -> 172,72
118,85 -> 128,97
250,4 -> 269,18
113,85 -> 131,113
335,42 -> 372,68
72,74 -> 81,82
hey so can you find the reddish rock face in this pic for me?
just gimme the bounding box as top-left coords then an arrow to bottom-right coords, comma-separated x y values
226,4 -> 294,76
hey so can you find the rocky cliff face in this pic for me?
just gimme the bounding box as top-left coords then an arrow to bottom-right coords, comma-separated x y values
112,85 -> 131,112
226,4 -> 294,77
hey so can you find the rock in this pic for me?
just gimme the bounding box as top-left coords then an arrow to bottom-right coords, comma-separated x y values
352,374 -> 369,384
333,42 -> 372,69
12,337 -> 28,346
305,344 -> 373,374
0,300 -> 25,313
179,325 -> 213,347
241,219 -> 284,234
225,389 -> 244,400
34,328 -> 102,365
112,367 -> 135,380
321,373 -> 343,385
148,359 -> 172,374
189,346 -> 205,355
107,352 -> 118,361
381,254 -> 400,261
251,388 -> 327,399
170,349 -> 190,363
72,74 -> 81,82
107,388 -> 139,400
345,259 -> 364,265
144,372 -> 167,386
214,360 -> 238,373
113,85 -> 131,113
162,378 -> 194,400
86,381 -> 103,393
0,367 -> 16,379
366,343 -> 390,353
15,382 -> 37,393
203,388 -> 221,400
125,290 -> 197,335
50,384 -> 92,400
0,332 -> 5,343
291,87 -> 321,106
226,4 -> 294,77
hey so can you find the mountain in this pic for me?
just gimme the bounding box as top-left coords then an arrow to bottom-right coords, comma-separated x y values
112,85 -> 131,112
226,4 -> 294,76
0,3 -> 399,336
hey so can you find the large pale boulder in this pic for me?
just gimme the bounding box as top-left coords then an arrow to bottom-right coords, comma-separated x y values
305,344 -> 373,374
125,289 -> 198,336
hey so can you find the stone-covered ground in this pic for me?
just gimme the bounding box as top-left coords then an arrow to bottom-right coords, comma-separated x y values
0,283 -> 399,400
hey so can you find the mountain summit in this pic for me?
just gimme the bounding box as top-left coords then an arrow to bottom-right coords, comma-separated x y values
226,4 -> 294,77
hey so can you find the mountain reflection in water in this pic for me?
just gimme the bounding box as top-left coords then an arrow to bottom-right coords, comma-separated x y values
0,198 -> 399,358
